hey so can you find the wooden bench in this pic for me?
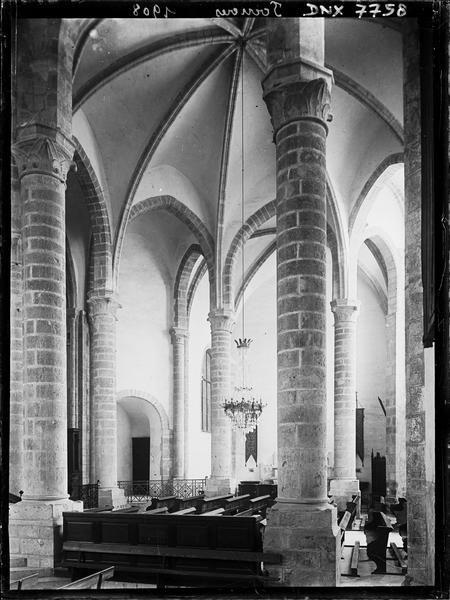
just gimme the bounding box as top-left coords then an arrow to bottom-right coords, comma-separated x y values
249,495 -> 273,517
144,506 -> 168,515
170,507 -> 197,515
149,495 -> 178,512
176,494 -> 205,512
59,566 -> 115,589
84,506 -> 113,513
223,494 -> 250,515
199,494 -> 233,513
112,506 -> 139,513
338,510 -> 352,550
61,511 -> 280,588
238,482 -> 277,500
350,540 -> 360,576
10,572 -> 39,590
202,508 -> 225,516
364,511 -> 393,573
389,541 -> 407,574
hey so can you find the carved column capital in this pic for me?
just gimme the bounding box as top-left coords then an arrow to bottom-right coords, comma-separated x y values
263,77 -> 331,136
208,309 -> 235,334
170,326 -> 189,345
330,299 -> 359,324
12,134 -> 75,183
87,294 -> 121,322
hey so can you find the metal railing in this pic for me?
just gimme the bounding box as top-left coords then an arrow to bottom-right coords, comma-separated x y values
117,479 -> 206,503
70,482 -> 99,509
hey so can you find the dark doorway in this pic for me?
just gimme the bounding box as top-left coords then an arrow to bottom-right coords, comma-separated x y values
132,437 -> 150,482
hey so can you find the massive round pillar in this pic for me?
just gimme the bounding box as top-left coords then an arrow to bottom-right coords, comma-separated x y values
261,18 -> 339,586
329,299 -> 360,511
87,294 -> 125,507
17,134 -> 74,501
205,309 -> 235,496
170,326 -> 188,478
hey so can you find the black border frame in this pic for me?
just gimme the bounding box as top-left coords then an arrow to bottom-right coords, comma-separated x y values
1,2 -> 448,599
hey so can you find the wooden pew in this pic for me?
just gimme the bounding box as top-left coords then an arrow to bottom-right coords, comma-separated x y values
10,572 -> 39,590
364,511 -> 393,573
149,495 -> 178,512
84,506 -> 113,513
61,511 -> 281,588
338,510 -> 352,550
176,494 -> 205,512
170,507 -> 197,515
199,494 -> 233,513
144,506 -> 168,515
202,508 -> 225,516
223,494 -> 251,515
389,542 -> 407,574
238,482 -> 277,500
250,495 -> 273,518
59,566 -> 115,589
350,540 -> 360,576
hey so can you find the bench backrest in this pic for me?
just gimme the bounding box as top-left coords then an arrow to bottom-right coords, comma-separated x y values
59,566 -> 114,589
10,572 -> 39,590
200,494 -> 233,513
171,507 -> 197,515
177,495 -> 205,511
150,495 -> 178,511
144,506 -> 168,514
84,506 -> 113,513
63,512 -> 263,552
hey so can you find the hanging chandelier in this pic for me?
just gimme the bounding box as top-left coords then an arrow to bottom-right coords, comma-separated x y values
222,48 -> 265,433
223,339 -> 265,434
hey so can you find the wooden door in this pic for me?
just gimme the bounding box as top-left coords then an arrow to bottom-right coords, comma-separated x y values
132,437 -> 150,482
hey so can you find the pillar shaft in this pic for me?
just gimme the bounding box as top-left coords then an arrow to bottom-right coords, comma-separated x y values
262,19 -> 339,587
206,309 -> 234,495
385,310 -> 397,499
403,20 -> 435,585
331,299 -> 358,479
170,326 -> 188,478
16,134 -> 74,501
10,167 -> 24,496
265,78 -> 331,505
87,295 -> 120,490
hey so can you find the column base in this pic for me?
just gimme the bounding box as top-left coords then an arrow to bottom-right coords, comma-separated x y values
204,477 -> 235,497
329,479 -> 360,516
264,502 -> 340,586
9,498 -> 83,573
98,486 -> 126,509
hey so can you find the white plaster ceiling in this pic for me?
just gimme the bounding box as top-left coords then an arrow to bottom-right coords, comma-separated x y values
72,17 -> 404,279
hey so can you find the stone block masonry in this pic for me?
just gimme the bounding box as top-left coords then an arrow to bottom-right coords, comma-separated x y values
205,310 -> 235,496
261,17 -> 339,586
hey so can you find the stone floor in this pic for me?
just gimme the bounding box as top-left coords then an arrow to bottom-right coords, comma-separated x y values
339,530 -> 406,586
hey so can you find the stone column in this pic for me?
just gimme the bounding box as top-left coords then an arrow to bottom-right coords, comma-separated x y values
385,309 -> 397,501
16,134 -> 74,501
403,20 -> 435,585
170,326 -> 188,478
67,308 -> 78,430
329,299 -> 360,512
205,309 -> 235,496
10,133 -> 83,571
87,295 -> 125,508
10,165 -> 24,497
183,334 -> 190,476
262,19 -> 339,586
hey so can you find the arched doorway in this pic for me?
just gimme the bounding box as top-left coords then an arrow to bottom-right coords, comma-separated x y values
117,391 -> 171,482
